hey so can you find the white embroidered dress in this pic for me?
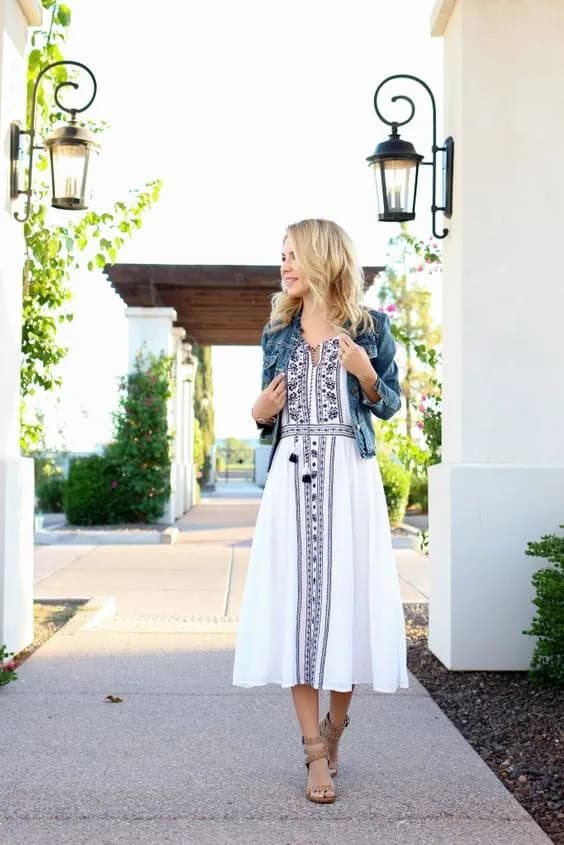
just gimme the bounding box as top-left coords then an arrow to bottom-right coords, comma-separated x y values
232,334 -> 409,692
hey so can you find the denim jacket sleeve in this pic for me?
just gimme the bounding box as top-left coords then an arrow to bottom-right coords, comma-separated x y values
359,310 -> 402,420
255,323 -> 276,435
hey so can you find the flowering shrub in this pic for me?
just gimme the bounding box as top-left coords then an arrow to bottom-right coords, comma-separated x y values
106,348 -> 174,523
416,380 -> 442,465
0,645 -> 18,687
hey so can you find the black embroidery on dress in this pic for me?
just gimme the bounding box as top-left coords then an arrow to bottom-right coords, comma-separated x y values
282,336 -> 351,688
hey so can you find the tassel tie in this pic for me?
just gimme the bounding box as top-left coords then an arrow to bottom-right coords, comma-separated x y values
288,335 -> 319,483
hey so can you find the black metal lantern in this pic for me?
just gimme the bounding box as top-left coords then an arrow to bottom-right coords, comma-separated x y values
44,121 -> 99,211
367,124 -> 423,223
367,74 -> 454,239
10,60 -> 99,222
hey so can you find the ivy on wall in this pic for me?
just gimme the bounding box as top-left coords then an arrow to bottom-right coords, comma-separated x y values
20,1 -> 162,452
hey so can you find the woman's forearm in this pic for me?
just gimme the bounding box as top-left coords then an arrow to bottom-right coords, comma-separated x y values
357,369 -> 381,403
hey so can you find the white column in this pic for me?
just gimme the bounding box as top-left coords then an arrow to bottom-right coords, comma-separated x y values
186,353 -> 198,507
429,0 -> 564,669
171,327 -> 186,520
0,0 -> 42,653
180,342 -> 198,509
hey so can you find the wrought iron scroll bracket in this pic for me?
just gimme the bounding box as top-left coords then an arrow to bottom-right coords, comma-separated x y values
374,73 -> 453,239
11,60 -> 97,223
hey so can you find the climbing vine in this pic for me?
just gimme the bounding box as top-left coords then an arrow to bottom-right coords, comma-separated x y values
20,1 -> 162,452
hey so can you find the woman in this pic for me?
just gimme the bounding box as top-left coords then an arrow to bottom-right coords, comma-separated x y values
232,218 -> 409,804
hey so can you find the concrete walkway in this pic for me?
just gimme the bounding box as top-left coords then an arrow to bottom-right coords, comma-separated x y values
1,483 -> 550,844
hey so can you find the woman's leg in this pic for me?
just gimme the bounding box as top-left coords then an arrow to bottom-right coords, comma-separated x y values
291,683 -> 332,790
329,683 -> 355,727
321,684 -> 354,773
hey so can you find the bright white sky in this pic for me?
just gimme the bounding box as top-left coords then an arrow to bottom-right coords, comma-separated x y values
39,0 -> 443,448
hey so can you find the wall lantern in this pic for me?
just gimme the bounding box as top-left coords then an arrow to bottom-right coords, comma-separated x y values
366,74 -> 454,239
10,60 -> 99,223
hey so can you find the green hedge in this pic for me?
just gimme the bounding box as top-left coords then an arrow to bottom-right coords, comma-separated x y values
523,526 -> 564,688
63,456 -> 116,526
378,454 -> 411,527
36,477 -> 66,513
408,471 -> 428,512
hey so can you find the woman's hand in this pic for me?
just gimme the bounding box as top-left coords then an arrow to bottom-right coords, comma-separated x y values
337,334 -> 374,381
252,372 -> 286,420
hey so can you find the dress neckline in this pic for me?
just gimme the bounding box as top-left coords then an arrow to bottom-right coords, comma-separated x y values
297,321 -> 340,349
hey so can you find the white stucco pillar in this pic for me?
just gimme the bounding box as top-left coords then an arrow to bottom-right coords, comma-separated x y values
171,326 -> 186,520
428,0 -> 564,669
180,343 -> 198,509
0,0 -> 42,653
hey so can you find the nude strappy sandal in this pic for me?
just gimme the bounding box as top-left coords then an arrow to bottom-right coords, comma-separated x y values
301,735 -> 336,803
319,711 -> 350,777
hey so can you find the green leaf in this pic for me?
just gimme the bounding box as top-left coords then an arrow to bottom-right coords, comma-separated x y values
28,49 -> 42,69
57,4 -> 71,26
95,253 -> 106,269
47,237 -> 60,258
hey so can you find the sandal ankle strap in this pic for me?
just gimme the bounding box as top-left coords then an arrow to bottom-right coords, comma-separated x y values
303,745 -> 330,767
321,712 -> 350,741
302,734 -> 326,745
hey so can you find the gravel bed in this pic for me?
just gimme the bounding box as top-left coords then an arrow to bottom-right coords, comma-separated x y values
404,603 -> 564,844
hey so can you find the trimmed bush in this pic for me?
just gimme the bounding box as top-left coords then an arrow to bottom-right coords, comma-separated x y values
408,471 -> 428,512
378,454 -> 411,527
63,456 -> 115,525
36,476 -> 66,513
522,526 -> 564,689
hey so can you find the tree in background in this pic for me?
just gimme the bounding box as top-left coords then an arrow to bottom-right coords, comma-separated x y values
21,1 -> 162,452
193,344 -> 215,483
105,349 -> 174,523
376,223 -> 441,440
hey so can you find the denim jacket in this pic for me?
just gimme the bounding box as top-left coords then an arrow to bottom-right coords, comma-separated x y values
256,307 -> 402,472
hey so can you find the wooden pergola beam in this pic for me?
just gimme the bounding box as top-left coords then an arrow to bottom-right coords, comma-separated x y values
104,263 -> 385,346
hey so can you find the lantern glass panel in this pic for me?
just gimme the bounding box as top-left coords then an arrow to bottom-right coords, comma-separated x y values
50,142 -> 91,209
372,159 -> 418,221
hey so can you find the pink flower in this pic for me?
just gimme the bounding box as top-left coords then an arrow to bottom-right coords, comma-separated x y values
418,403 -> 426,413
111,479 -> 118,489
416,420 -> 424,430
421,393 -> 427,401
386,303 -> 397,313
416,264 -> 424,272
2,660 -> 17,671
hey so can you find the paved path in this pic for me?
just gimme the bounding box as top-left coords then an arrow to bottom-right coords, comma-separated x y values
1,483 -> 550,844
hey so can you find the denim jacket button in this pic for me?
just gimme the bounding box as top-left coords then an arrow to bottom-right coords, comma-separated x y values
356,423 -> 360,429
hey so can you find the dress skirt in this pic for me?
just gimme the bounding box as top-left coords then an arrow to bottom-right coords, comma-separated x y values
232,335 -> 409,693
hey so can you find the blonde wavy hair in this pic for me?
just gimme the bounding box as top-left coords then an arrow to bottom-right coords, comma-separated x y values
266,218 -> 375,338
